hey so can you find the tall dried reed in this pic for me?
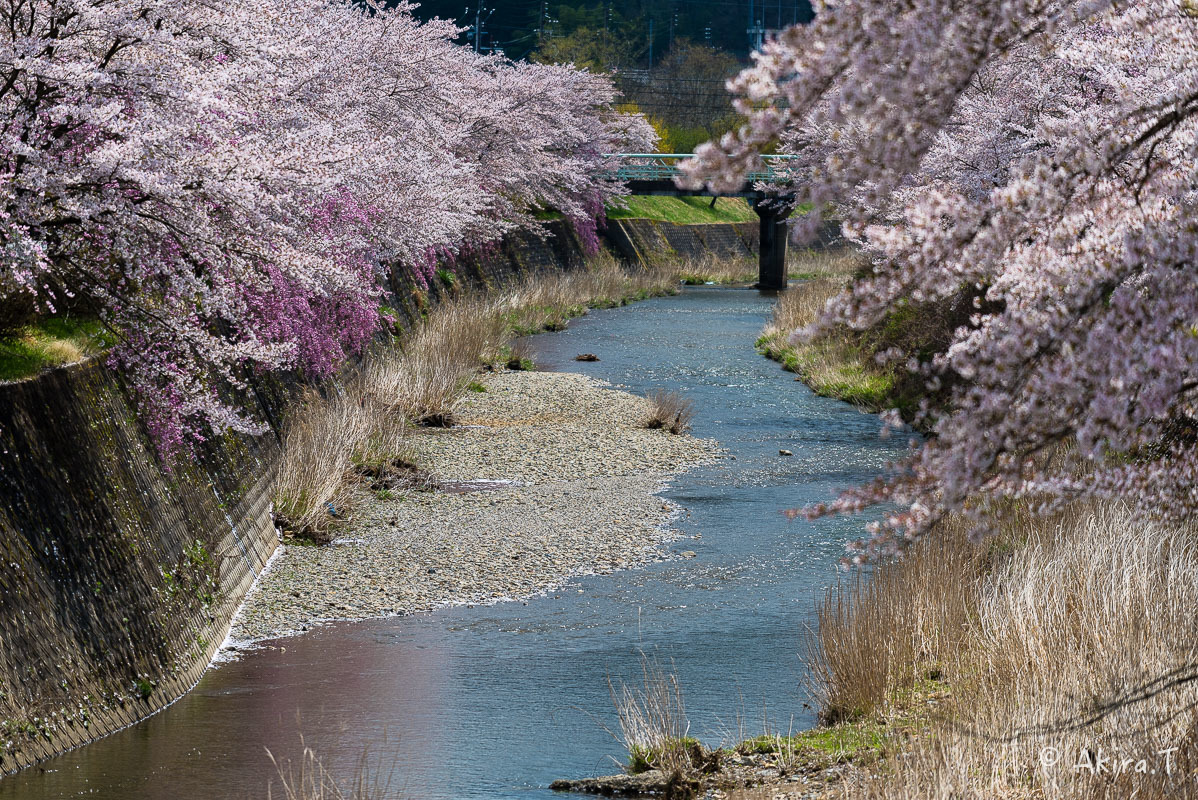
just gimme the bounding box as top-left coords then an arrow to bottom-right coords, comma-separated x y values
266,740 -> 397,800
816,504 -> 1198,799
765,249 -> 863,339
805,517 -> 990,723
610,654 -> 695,776
273,381 -> 393,543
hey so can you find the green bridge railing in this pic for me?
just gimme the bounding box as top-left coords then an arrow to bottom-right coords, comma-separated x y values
604,153 -> 796,184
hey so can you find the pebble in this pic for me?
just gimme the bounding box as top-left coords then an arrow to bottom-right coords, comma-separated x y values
228,371 -> 719,643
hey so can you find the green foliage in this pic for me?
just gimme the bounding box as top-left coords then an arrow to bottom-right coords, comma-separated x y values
0,316 -> 112,381
531,25 -> 634,73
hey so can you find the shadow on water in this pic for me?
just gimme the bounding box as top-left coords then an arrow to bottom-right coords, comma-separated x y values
3,287 -> 909,800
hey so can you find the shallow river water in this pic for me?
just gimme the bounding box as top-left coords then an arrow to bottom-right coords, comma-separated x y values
5,286 -> 909,800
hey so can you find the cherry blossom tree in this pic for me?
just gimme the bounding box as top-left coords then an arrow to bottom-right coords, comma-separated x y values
683,0 -> 1198,557
0,0 -> 653,457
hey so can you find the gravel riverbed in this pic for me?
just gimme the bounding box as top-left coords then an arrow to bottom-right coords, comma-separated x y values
227,370 -> 719,643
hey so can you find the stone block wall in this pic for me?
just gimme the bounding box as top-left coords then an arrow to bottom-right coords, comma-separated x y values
0,360 -> 280,772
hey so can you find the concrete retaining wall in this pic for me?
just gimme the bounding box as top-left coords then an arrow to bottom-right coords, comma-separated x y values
605,218 -> 759,266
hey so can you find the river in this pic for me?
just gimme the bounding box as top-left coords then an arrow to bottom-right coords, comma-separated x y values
3,286 -> 908,800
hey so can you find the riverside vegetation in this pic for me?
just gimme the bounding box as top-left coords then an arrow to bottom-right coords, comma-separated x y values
741,261 -> 1198,798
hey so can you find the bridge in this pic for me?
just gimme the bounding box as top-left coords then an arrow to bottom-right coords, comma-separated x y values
606,154 -> 796,290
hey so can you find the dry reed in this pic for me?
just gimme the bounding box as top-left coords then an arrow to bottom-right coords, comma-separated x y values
367,295 -> 508,426
765,249 -> 863,339
272,381 -> 389,543
610,654 -> 695,776
644,389 -> 695,435
814,504 -> 1198,799
266,740 -> 397,800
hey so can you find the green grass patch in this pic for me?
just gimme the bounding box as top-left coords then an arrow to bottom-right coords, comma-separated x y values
758,331 -> 900,413
0,317 -> 112,381
731,675 -> 948,781
627,737 -> 703,775
606,196 -> 757,225
740,720 -> 888,762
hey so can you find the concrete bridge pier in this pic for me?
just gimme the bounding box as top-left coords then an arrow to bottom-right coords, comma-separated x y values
753,196 -> 792,291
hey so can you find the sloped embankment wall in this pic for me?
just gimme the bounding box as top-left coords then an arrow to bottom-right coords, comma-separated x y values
0,217 -> 750,774
605,218 -> 759,265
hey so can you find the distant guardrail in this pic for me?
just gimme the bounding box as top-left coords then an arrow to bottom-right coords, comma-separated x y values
604,153 -> 796,184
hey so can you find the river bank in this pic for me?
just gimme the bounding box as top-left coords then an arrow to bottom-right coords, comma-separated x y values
229,370 -> 719,643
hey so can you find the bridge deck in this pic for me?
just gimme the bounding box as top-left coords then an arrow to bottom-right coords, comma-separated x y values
606,154 -> 796,290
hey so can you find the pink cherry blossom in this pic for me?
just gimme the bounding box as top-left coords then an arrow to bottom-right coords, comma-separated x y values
0,0 -> 655,459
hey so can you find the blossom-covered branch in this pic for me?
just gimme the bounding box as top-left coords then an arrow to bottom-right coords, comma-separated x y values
0,0 -> 654,456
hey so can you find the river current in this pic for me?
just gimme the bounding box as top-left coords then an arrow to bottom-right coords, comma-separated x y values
4,286 -> 908,800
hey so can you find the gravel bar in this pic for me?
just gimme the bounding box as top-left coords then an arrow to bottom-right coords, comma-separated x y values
227,370 -> 719,643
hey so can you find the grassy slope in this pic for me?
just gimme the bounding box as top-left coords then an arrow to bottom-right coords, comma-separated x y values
606,196 -> 757,225
0,317 -> 112,381
755,248 -> 916,414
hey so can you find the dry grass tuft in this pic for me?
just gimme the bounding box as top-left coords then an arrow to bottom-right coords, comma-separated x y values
273,383 -> 387,543
814,504 -> 1198,799
367,295 -> 508,427
611,654 -> 697,777
644,389 -> 695,435
266,740 -> 397,800
806,517 -> 989,724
